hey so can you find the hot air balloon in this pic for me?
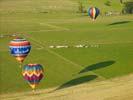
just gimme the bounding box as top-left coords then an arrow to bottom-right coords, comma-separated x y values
22,64 -> 44,91
88,7 -> 100,20
9,37 -> 31,67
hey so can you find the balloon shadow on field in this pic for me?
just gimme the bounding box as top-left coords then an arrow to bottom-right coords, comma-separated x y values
54,75 -> 97,91
108,21 -> 131,26
78,60 -> 115,74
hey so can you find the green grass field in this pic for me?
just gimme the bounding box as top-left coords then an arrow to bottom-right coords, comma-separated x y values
0,0 -> 133,94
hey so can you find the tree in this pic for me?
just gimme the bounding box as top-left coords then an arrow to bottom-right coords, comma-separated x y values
104,1 -> 111,6
122,1 -> 133,14
78,1 -> 87,14
78,1 -> 84,13
120,0 -> 123,4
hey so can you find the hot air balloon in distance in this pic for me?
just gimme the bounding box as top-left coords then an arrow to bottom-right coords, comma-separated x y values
9,37 -> 31,67
22,64 -> 44,92
88,7 -> 100,21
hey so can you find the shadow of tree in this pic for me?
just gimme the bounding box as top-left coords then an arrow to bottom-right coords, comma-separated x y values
78,60 -> 115,74
108,21 -> 131,26
55,75 -> 97,91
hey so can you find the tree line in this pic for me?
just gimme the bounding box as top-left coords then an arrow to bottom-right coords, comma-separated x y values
78,0 -> 133,14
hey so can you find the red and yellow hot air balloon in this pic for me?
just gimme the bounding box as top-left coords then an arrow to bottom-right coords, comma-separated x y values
9,37 -> 31,66
22,64 -> 44,91
88,7 -> 100,21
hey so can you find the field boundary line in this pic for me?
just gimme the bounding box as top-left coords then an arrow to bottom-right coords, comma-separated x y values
28,37 -> 44,49
23,34 -> 106,80
39,23 -> 70,31
27,29 -> 69,32
44,48 -> 106,80
23,22 -> 70,33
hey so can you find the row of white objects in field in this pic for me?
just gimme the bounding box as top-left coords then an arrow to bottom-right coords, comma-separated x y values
0,34 -> 20,38
49,44 -> 99,48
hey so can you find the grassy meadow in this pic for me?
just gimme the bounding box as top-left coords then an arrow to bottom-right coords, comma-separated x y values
0,0 -> 133,94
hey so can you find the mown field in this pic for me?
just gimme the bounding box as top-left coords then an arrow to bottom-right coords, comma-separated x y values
0,0 -> 133,95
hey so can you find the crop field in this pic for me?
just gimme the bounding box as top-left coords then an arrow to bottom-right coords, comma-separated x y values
0,0 -> 133,99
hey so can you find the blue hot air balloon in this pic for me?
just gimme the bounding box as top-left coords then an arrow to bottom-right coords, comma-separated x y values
9,37 -> 31,64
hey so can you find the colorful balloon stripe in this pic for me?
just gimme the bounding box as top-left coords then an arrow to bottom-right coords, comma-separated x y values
24,74 -> 43,83
9,46 -> 31,55
9,41 -> 30,46
22,71 -> 43,77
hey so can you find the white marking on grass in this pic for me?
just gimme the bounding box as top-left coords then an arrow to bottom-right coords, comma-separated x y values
39,23 -> 70,31
22,34 -> 44,49
44,48 -> 106,80
49,45 -> 55,48
27,28 -> 69,32
36,47 -> 44,50
55,45 -> 69,48
24,34 -> 106,80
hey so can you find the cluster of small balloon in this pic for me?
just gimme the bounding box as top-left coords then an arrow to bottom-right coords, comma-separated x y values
9,37 -> 44,91
88,7 -> 100,21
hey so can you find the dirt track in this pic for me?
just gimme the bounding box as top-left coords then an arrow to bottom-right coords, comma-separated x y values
1,74 -> 133,100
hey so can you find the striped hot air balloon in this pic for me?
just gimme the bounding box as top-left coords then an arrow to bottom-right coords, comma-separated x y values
9,37 -> 31,64
22,64 -> 44,90
88,7 -> 100,20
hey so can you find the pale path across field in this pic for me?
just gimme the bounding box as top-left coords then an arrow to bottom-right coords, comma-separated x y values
1,74 -> 133,100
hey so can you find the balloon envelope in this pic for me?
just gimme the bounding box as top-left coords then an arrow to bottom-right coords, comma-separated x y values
9,38 -> 31,63
22,64 -> 44,89
88,7 -> 100,20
